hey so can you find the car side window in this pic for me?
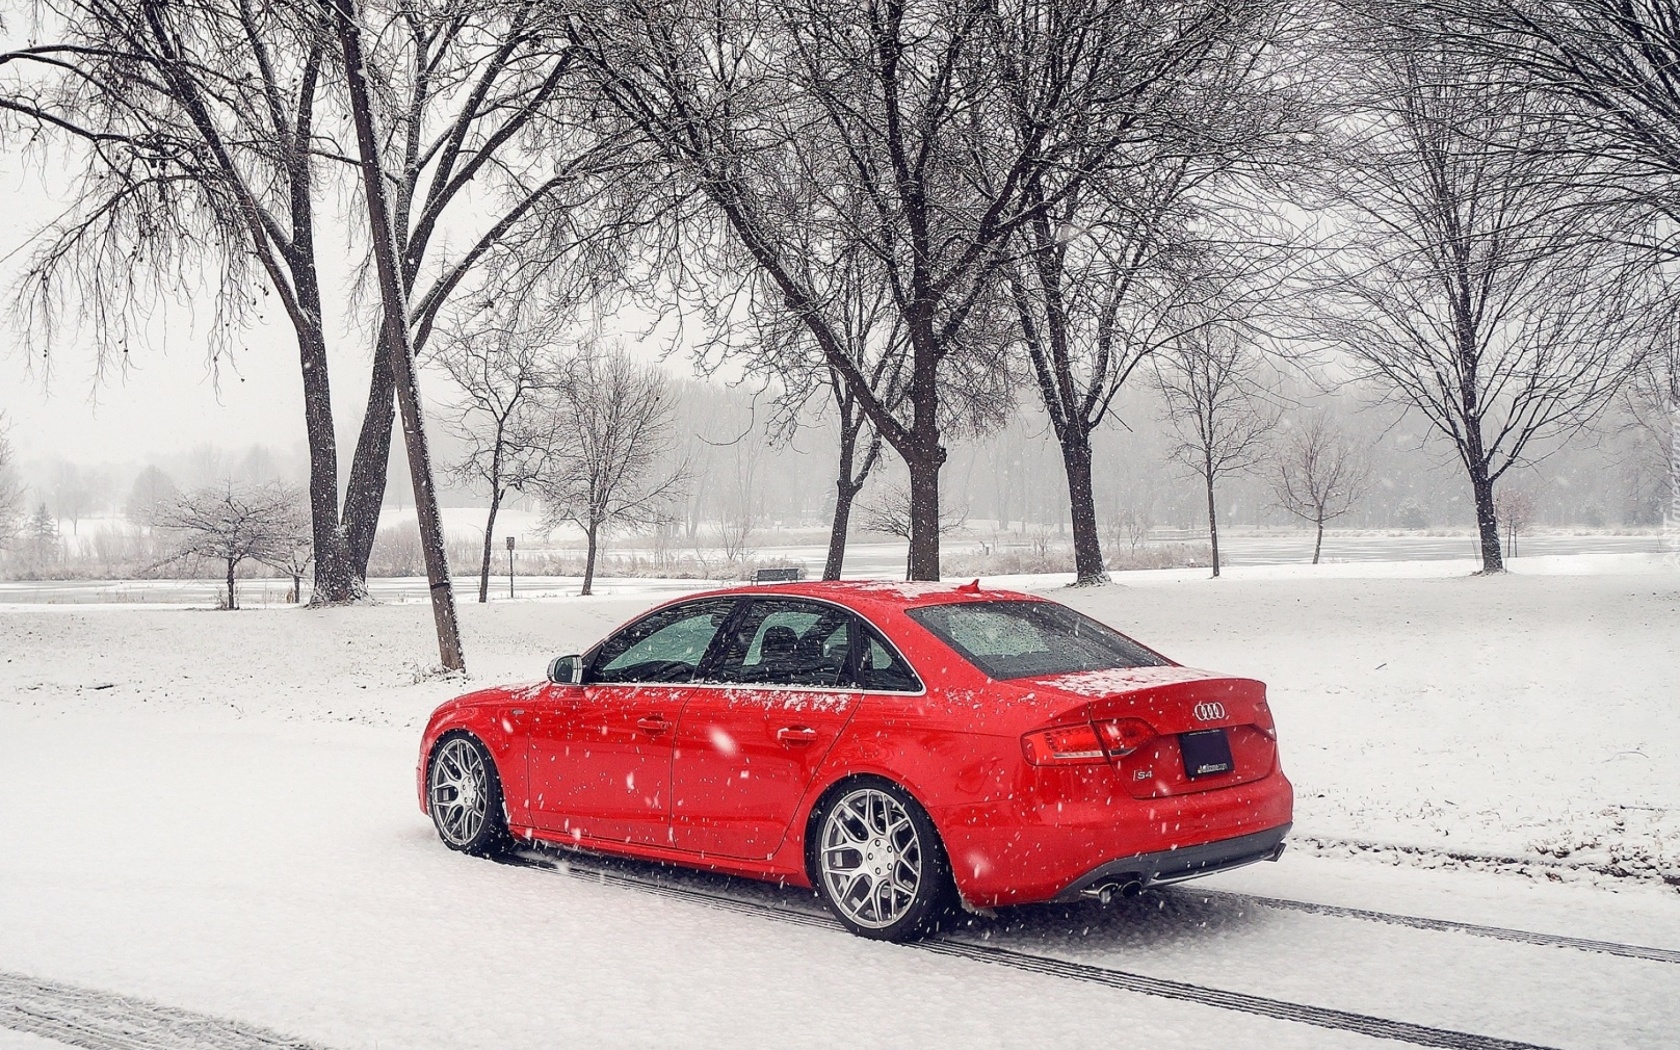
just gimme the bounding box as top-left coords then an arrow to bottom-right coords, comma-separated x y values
590,599 -> 738,684
856,626 -> 922,693
712,600 -> 853,688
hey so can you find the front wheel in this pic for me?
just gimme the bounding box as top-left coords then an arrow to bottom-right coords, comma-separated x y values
427,732 -> 510,856
811,780 -> 954,941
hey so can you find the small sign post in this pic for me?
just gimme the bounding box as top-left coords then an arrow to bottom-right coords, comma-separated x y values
506,535 -> 516,600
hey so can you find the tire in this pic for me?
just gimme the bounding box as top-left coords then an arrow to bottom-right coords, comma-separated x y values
426,731 -> 511,857
809,778 -> 955,942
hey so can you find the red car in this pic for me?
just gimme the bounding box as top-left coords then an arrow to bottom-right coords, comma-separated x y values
418,581 -> 1292,941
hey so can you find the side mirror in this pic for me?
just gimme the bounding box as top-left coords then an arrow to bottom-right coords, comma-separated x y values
547,655 -> 583,685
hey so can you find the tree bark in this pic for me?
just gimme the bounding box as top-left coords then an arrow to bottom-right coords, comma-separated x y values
478,489 -> 503,604
1060,435 -> 1108,584
335,0 -> 465,670
226,557 -> 237,611
342,344 -> 398,579
582,522 -> 599,597
1470,461 -> 1504,573
906,450 -> 942,581
825,478 -> 860,582
1205,471 -> 1222,578
293,302 -> 361,605
1313,518 -> 1324,565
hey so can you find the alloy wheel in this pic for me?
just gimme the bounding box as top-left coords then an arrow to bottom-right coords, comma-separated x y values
819,787 -> 925,930
429,736 -> 489,848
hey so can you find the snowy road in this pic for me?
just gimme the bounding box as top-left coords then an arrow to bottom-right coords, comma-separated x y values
2,563 -> 1675,1048
0,711 -> 1675,1050
0,711 -> 1675,1049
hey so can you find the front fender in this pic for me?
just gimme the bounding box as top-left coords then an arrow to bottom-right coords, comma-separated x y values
417,702 -> 530,826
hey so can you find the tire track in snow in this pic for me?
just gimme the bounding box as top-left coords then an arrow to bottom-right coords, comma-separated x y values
504,850 -> 1563,1050
0,970 -> 323,1050
1186,888 -> 1680,964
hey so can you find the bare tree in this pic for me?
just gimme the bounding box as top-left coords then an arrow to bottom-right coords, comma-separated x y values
1272,411 -> 1370,564
1493,485 -> 1535,559
0,0 -> 372,600
1006,2 -> 1311,584
1310,37 -> 1655,572
1384,1 -> 1680,267
266,517 -> 314,604
335,0 -> 649,580
158,483 -> 301,610
329,0 -> 464,668
437,306 -> 562,602
715,431 -> 766,569
51,463 -> 92,536
564,0 -> 1249,579
125,466 -> 181,530
0,1 -> 640,602
1158,324 -> 1277,577
537,345 -> 686,596
742,242 -> 904,581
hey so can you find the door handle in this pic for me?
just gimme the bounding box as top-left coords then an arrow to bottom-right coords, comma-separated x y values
777,725 -> 819,746
636,715 -> 671,735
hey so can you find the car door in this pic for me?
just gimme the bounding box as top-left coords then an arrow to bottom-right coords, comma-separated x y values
527,597 -> 738,847
670,599 -> 862,860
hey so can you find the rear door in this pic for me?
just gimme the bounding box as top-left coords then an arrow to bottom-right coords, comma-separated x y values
670,599 -> 861,860
527,597 -> 738,846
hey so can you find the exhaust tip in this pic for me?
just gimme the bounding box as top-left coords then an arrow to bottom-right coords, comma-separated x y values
1081,878 -> 1146,904
1267,842 -> 1288,863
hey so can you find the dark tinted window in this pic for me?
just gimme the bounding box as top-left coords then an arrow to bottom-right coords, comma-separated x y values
712,600 -> 853,687
590,599 -> 737,684
856,627 -> 922,693
907,600 -> 1167,680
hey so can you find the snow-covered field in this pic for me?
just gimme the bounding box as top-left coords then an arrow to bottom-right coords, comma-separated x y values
2,557 -> 1677,1048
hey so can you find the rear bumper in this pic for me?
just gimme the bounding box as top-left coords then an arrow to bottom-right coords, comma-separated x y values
1050,822 -> 1290,902
934,766 -> 1294,907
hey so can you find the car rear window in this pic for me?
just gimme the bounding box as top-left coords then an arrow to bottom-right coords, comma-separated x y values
906,600 -> 1168,680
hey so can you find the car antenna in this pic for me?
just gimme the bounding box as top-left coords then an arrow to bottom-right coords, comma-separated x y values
957,579 -> 981,594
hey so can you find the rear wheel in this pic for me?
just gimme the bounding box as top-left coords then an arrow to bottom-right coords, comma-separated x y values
812,780 -> 953,941
427,733 -> 510,856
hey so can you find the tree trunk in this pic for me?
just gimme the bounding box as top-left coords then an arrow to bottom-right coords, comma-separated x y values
478,490 -> 502,603
582,522 -> 599,596
294,320 -> 361,605
226,557 -> 237,611
1205,472 -> 1221,578
291,573 -> 302,603
906,451 -> 942,581
1059,434 -> 1108,585
824,479 -> 859,581
342,344 -> 397,580
1312,518 -> 1324,565
1470,461 -> 1504,573
336,0 -> 465,670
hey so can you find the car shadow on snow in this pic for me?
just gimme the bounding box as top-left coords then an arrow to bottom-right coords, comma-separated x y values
499,840 -> 1271,954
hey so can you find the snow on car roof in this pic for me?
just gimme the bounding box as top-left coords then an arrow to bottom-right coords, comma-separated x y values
724,578 -> 1043,609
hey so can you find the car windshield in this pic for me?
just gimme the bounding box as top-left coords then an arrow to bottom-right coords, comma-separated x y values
907,600 -> 1168,680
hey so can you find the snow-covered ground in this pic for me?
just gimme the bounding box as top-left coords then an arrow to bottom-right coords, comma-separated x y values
2,557 -> 1676,1048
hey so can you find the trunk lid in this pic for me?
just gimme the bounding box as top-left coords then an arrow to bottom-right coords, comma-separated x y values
1030,666 -> 1278,798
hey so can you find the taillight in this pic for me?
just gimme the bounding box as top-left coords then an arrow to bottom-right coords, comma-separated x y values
1095,717 -> 1157,757
1021,724 -> 1107,765
1022,718 -> 1159,764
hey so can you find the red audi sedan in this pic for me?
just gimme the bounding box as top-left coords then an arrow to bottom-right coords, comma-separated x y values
418,580 -> 1292,941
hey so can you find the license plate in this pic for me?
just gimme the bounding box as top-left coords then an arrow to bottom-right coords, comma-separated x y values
1180,729 -> 1233,778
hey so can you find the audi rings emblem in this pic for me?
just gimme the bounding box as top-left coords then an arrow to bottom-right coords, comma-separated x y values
1193,702 -> 1227,722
